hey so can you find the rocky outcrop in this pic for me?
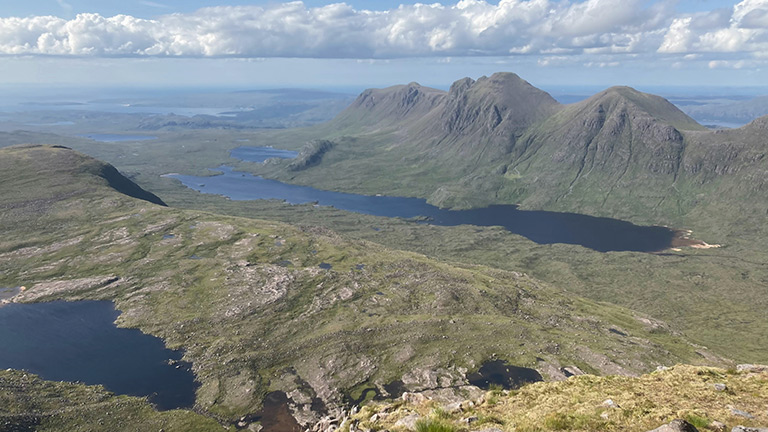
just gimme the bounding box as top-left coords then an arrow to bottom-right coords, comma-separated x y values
288,140 -> 335,171
647,419 -> 699,432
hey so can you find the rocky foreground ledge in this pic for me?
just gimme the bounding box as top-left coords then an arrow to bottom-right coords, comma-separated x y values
310,365 -> 768,432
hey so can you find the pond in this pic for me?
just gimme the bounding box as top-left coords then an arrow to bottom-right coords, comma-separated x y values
0,300 -> 197,410
467,360 -> 543,390
168,147 -> 677,252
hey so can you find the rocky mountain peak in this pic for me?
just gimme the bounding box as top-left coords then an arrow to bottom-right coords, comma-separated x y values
437,72 -> 561,136
576,86 -> 705,132
448,77 -> 475,97
334,82 -> 445,128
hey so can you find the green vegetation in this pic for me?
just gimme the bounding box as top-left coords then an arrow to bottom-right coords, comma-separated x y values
354,365 -> 768,432
5,97 -> 766,364
415,418 -> 457,432
0,370 -> 227,432
137,191 -> 768,364
0,145 -> 728,428
684,413 -> 711,429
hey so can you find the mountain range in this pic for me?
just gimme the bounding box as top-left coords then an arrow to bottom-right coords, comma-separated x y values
257,72 -> 768,233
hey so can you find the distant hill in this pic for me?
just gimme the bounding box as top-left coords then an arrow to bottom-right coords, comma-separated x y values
682,95 -> 768,126
0,144 -> 165,207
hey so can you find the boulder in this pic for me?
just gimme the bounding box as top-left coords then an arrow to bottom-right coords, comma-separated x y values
732,427 -> 768,432
461,416 -> 478,425
401,392 -> 429,405
736,364 -> 768,373
647,419 -> 699,432
562,366 -> 585,377
709,421 -> 726,432
394,414 -> 421,431
443,402 -> 463,413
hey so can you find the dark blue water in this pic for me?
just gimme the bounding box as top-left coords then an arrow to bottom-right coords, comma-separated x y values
0,301 -> 197,410
467,360 -> 543,390
170,147 -> 676,252
79,134 -> 158,142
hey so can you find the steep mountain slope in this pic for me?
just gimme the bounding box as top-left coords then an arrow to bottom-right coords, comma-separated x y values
325,73 -> 561,178
0,145 -> 725,429
504,96 -> 767,223
496,86 -> 709,218
413,73 -> 561,174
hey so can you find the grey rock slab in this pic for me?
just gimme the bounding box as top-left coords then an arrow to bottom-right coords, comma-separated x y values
730,407 -> 755,419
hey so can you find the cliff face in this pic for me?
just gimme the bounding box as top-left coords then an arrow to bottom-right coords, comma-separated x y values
330,73 -> 561,168
414,73 -> 562,167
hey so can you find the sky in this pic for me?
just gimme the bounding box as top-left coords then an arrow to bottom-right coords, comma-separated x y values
0,0 -> 765,89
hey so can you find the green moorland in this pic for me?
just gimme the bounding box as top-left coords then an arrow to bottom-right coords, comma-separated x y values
1,124 -> 766,365
0,145 -> 730,429
148,191 -> 768,365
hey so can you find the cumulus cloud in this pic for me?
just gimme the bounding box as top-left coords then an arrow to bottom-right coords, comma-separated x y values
0,0 -> 764,61
658,0 -> 768,56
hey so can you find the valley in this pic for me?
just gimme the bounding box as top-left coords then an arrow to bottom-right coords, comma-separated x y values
1,74 -> 767,432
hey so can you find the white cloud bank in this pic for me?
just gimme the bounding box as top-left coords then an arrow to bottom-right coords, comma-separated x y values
0,0 -> 766,61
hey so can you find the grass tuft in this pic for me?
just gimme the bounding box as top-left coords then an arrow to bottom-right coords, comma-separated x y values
415,418 -> 457,432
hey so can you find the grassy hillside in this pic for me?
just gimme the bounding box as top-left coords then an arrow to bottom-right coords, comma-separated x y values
0,145 -> 726,429
153,192 -> 768,365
